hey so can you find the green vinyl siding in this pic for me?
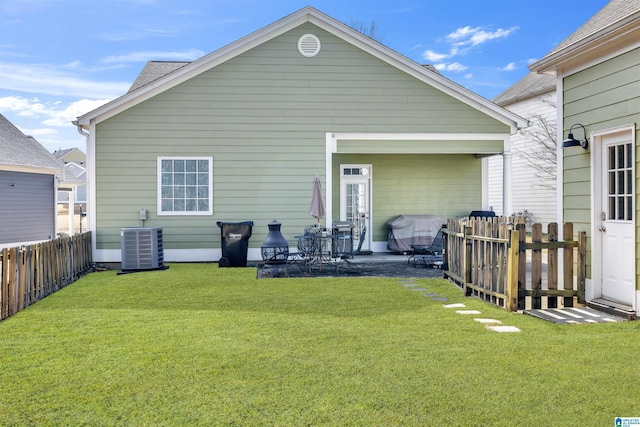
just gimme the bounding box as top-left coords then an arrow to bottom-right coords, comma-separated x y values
95,22 -> 508,251
563,47 -> 640,222
562,47 -> 640,280
332,154 -> 481,243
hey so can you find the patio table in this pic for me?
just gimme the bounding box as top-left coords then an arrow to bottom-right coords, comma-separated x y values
293,231 -> 339,274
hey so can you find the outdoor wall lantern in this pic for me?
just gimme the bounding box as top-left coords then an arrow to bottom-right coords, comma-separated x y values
562,124 -> 589,149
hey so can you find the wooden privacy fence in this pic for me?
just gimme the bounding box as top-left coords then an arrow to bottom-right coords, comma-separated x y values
0,232 -> 92,321
443,217 -> 586,312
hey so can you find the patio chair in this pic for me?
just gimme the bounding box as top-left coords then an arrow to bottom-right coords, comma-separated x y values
353,226 -> 366,257
469,210 -> 496,219
287,232 -> 319,274
408,228 -> 444,268
336,227 -> 366,272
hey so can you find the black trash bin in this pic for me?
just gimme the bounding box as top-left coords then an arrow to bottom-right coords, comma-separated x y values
217,221 -> 254,267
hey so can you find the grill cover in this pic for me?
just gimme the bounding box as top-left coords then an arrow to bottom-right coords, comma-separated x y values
387,215 -> 445,252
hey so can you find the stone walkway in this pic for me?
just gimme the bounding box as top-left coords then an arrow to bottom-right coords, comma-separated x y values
399,280 -> 522,333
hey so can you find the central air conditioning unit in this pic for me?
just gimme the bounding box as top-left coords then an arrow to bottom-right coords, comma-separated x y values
121,227 -> 164,271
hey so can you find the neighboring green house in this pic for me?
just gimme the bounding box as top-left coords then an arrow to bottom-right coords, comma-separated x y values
76,6 -> 527,264
530,0 -> 640,317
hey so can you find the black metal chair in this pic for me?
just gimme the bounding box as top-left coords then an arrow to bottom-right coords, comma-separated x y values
408,228 -> 444,268
287,232 -> 317,274
353,226 -> 366,256
335,226 -> 366,272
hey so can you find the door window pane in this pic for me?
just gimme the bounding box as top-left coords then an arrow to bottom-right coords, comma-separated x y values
607,142 -> 633,222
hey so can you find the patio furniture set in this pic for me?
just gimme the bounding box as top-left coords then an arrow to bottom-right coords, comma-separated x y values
261,221 -> 366,277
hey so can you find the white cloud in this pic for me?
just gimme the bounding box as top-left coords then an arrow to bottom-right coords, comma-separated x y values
469,27 -> 518,46
43,99 -> 112,126
448,26 -> 519,47
447,62 -> 468,72
1,96 -> 111,152
0,62 -> 130,98
422,25 -> 518,68
22,127 -> 58,136
499,62 -> 517,71
422,49 -> 449,62
464,73 -> 474,79
0,96 -> 46,117
101,48 -> 205,64
434,62 -> 468,72
446,26 -> 480,42
0,96 -> 111,127
527,58 -> 538,65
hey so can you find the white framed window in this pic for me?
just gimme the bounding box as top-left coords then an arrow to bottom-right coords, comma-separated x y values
157,156 -> 213,216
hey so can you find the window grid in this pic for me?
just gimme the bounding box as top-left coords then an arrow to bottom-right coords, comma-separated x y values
159,157 -> 212,215
607,143 -> 633,221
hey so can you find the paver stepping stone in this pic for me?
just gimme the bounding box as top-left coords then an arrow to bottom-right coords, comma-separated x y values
431,297 -> 448,301
422,293 -> 439,297
444,303 -> 466,308
456,310 -> 482,315
487,325 -> 521,333
409,288 -> 427,291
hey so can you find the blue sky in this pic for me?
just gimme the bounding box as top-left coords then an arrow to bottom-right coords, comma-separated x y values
0,0 -> 609,153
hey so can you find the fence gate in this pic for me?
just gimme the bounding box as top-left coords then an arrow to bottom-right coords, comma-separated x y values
443,218 -> 586,312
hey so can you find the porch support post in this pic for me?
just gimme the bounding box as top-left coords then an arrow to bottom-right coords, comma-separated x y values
325,133 -> 337,230
503,151 -> 513,217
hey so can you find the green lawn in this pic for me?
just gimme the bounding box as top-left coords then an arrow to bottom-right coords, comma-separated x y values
0,263 -> 638,426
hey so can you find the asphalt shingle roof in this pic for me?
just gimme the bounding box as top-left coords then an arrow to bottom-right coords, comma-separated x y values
0,113 -> 62,171
52,147 -> 75,160
492,72 -> 556,106
128,61 -> 190,93
547,0 -> 640,55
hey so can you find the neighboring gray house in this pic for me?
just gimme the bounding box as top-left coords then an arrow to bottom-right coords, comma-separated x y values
0,114 -> 63,246
488,72 -> 557,225
530,0 -> 640,317
75,6 -> 527,264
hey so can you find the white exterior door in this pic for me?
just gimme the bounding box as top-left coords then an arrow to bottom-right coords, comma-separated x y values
598,133 -> 635,305
340,165 -> 371,252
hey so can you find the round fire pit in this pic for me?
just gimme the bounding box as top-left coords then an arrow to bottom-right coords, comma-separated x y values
261,220 -> 289,277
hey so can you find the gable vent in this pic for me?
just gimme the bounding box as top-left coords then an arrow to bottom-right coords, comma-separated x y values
297,34 -> 321,57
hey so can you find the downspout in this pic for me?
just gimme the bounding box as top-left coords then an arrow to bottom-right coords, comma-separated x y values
74,120 -> 89,139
